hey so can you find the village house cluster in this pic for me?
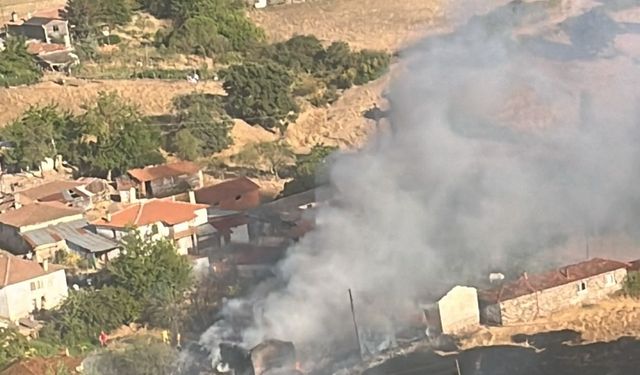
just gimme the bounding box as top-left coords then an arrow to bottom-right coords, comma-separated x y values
1,7 -> 78,72
0,158 -> 325,325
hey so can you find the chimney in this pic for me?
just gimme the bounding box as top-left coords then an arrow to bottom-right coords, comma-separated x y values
10,12 -> 17,23
129,187 -> 137,203
106,212 -> 112,222
522,271 -> 528,280
42,259 -> 48,272
188,190 -> 196,204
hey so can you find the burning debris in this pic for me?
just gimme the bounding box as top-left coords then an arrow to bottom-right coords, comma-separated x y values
218,340 -> 301,375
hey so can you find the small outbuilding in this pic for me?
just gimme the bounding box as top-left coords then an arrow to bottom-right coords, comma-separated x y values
478,258 -> 628,326
422,285 -> 480,336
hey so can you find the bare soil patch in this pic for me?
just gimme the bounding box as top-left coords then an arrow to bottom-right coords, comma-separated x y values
0,78 -> 224,125
460,297 -> 640,350
249,0 -> 444,51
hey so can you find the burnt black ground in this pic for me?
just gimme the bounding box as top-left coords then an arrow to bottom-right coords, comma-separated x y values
363,331 -> 640,375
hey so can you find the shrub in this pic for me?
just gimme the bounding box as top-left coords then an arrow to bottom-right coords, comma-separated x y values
41,287 -> 140,347
0,38 -> 42,87
97,34 -> 122,45
623,271 -> 640,297
222,61 -> 299,131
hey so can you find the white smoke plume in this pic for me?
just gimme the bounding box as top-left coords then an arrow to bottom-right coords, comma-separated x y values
200,0 -> 640,369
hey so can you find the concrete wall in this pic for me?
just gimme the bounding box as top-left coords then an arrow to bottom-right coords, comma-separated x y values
498,268 -> 628,325
0,224 -> 27,254
148,173 -> 203,198
7,23 -> 45,40
0,268 -> 68,321
43,19 -> 68,42
437,286 -> 480,335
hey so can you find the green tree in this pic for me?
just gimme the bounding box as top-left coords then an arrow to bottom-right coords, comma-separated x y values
264,35 -> 324,73
0,327 -> 37,366
281,144 -> 336,197
1,106 -> 69,171
233,141 -> 294,177
65,0 -> 132,39
222,61 -> 299,131
0,37 -> 42,87
623,271 -> 640,297
167,16 -> 229,56
172,129 -> 202,161
171,93 -> 233,157
75,92 -> 164,178
108,232 -> 193,325
41,287 -> 140,347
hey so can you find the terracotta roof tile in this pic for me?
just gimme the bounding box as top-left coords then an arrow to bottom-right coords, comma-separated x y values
92,199 -> 208,228
479,258 -> 629,304
16,180 -> 84,203
26,42 -> 66,55
194,177 -> 260,207
0,253 -> 63,288
0,202 -> 83,228
127,161 -> 201,182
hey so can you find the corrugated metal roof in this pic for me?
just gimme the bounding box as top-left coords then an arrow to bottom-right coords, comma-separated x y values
21,220 -> 118,253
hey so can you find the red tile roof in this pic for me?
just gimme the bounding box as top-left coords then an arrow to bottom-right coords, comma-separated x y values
479,258 -> 629,304
16,180 -> 84,203
26,42 -> 66,55
194,177 -> 260,207
0,202 -> 83,228
32,7 -> 64,19
0,253 -> 63,288
92,199 -> 208,228
127,161 -> 201,182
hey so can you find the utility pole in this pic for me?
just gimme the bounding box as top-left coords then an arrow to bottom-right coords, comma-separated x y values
348,289 -> 363,361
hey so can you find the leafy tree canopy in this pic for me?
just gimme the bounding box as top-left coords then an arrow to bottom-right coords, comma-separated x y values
108,232 -> 193,312
83,339 -> 178,375
40,287 -> 140,347
233,141 -> 294,178
170,93 -> 233,157
167,16 -> 229,56
222,61 -> 299,131
74,92 -> 164,178
65,0 -> 133,39
281,144 -> 336,197
1,106 -> 69,171
0,38 -> 42,87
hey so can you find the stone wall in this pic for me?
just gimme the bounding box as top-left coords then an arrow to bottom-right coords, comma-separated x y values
499,268 -> 628,325
438,286 -> 480,334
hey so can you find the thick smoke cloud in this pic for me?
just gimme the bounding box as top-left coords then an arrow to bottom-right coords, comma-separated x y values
200,0 -> 640,368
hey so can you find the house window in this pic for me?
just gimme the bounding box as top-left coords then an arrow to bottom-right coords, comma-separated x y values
605,273 -> 616,286
52,25 -> 60,32
30,282 -> 36,291
151,224 -> 159,235
37,280 -> 44,289
577,281 -> 587,293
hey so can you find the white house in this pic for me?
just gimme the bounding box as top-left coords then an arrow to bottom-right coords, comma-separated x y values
0,253 -> 68,321
92,199 -> 211,255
